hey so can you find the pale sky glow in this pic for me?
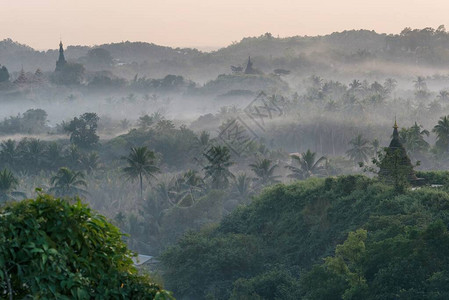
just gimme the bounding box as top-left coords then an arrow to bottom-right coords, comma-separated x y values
1,0 -> 449,50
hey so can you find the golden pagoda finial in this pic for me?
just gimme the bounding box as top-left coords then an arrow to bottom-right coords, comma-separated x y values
393,116 -> 398,129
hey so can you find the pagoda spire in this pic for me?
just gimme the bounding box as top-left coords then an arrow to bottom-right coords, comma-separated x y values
378,119 -> 419,184
392,116 -> 399,140
55,40 -> 67,72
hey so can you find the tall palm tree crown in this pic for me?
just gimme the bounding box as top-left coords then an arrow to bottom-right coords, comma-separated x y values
203,146 -> 234,189
249,158 -> 280,186
346,134 -> 372,162
231,173 -> 253,201
49,167 -> 87,197
122,146 -> 160,199
286,149 -> 327,180
399,122 -> 429,155
433,116 -> 449,152
346,134 -> 372,163
0,168 -> 25,202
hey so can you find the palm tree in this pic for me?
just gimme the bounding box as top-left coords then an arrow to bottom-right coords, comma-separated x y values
203,146 -> 234,189
122,146 -> 160,200
437,90 -> 449,102
414,76 -> 427,91
349,79 -> 361,91
371,139 -> 380,157
196,131 -> 210,148
286,149 -> 327,180
120,119 -> 131,130
20,138 -> 45,173
181,170 -> 204,191
45,142 -> 63,170
400,122 -> 429,155
137,114 -> 154,130
80,152 -> 100,174
231,173 -> 253,202
155,178 -> 176,206
65,144 -> 82,169
433,116 -> 449,152
384,78 -> 397,94
346,134 -> 371,163
310,75 -> 323,89
414,76 -> 430,100
0,168 -> 25,202
49,167 -> 87,197
249,158 -> 280,186
174,170 -> 205,205
0,139 -> 17,170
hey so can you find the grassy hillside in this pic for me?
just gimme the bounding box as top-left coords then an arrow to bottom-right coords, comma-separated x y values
161,174 -> 449,299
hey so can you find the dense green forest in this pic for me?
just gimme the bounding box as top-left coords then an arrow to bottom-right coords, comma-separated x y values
162,174 -> 449,299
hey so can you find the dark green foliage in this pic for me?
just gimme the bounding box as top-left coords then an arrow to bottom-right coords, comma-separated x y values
162,231 -> 262,299
162,174 -> 449,299
159,190 -> 224,247
203,146 -> 234,189
231,268 -> 301,300
0,194 -> 172,299
301,219 -> 449,299
416,171 -> 449,185
433,115 -> 449,153
161,175 -> 382,299
377,148 -> 414,192
64,113 -> 100,149
0,168 -> 25,203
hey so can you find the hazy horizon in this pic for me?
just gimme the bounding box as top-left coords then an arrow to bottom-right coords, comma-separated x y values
1,0 -> 449,50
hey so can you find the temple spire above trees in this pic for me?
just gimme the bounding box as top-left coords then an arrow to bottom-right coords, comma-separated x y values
378,119 -> 420,189
55,41 -> 67,72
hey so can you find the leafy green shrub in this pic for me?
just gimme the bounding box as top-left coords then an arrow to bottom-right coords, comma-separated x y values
0,194 -> 172,299
416,170 -> 449,185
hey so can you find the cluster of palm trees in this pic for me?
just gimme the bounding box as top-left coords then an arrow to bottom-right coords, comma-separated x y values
120,143 -> 330,208
0,138 -> 99,174
0,166 -> 88,203
304,76 -> 396,111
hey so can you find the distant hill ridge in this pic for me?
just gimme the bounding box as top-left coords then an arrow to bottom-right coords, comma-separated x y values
1,27 -> 448,78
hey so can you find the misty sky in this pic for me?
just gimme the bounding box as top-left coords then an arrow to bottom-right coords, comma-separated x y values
1,0 -> 448,50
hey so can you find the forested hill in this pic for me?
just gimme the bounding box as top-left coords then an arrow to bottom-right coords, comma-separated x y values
161,173 -> 449,299
2,26 -> 449,80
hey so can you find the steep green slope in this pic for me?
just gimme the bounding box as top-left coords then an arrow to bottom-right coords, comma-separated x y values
161,174 -> 449,299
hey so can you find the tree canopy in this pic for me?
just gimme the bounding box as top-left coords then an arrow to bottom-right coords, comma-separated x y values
0,194 -> 172,299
